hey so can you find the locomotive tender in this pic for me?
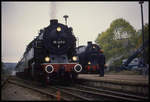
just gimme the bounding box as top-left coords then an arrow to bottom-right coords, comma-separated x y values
16,19 -> 82,84
77,41 -> 105,76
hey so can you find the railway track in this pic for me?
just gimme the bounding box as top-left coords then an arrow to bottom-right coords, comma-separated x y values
53,85 -> 147,101
57,84 -> 148,101
4,77 -> 67,101
77,77 -> 149,96
47,86 -> 93,101
9,77 -> 90,101
3,76 -> 149,101
75,84 -> 148,100
1,75 -> 12,88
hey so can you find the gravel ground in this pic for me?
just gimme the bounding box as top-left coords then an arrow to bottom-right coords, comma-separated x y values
1,82 -> 53,101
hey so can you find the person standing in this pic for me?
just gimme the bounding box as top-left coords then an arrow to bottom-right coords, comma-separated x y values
99,52 -> 105,77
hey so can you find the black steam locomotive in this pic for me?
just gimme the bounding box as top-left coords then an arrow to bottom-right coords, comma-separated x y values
77,41 -> 105,76
16,19 -> 82,84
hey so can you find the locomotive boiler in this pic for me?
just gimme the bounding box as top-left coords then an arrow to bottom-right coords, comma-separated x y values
16,19 -> 82,84
77,41 -> 105,76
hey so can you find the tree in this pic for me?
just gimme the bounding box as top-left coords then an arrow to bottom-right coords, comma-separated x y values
95,18 -> 137,66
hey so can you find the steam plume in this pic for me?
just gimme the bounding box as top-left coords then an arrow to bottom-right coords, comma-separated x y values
50,2 -> 57,19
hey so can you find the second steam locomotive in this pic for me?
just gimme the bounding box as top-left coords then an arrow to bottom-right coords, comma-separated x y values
77,42 -> 106,76
16,19 -> 82,84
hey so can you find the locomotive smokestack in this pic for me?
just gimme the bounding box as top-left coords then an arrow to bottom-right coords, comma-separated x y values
88,41 -> 92,46
50,19 -> 58,25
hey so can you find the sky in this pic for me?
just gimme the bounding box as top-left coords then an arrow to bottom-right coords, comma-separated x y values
2,1 -> 149,63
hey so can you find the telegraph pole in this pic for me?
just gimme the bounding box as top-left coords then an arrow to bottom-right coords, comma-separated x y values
139,1 -> 147,76
139,1 -> 145,66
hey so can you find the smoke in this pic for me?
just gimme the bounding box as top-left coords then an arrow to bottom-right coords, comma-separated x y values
106,55 -> 124,71
50,2 -> 57,19
11,70 -> 16,76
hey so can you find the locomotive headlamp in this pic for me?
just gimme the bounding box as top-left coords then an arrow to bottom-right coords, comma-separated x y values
72,56 -> 77,61
88,61 -> 91,65
56,26 -> 61,32
93,46 -> 96,48
45,57 -> 50,62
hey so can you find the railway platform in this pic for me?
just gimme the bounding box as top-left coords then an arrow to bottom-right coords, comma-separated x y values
78,74 -> 149,96
78,74 -> 148,84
